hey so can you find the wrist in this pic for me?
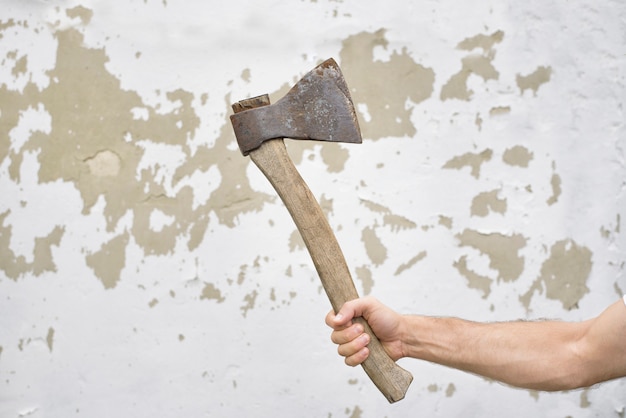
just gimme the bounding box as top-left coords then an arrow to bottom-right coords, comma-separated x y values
398,314 -> 423,360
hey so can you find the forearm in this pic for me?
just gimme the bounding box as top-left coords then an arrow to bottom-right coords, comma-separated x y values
401,315 -> 588,391
329,298 -> 626,390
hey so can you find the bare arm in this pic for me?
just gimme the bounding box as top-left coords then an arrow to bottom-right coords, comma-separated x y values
327,297 -> 626,391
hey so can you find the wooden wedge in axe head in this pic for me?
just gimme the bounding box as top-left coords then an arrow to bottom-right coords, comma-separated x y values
230,58 -> 413,403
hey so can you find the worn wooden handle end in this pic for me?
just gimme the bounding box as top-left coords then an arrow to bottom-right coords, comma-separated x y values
356,317 -> 413,402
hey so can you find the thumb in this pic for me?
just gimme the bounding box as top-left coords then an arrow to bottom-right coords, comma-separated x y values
334,298 -> 370,326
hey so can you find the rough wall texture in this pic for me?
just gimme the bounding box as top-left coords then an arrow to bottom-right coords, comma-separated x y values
1,1 -> 625,416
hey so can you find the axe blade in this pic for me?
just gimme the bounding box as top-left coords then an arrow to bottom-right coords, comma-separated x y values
231,58 -> 362,155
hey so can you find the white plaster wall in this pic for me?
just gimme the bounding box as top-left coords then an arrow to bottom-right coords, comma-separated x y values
1,1 -> 625,417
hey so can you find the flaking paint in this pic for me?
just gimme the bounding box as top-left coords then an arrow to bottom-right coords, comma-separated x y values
1,2 -> 625,416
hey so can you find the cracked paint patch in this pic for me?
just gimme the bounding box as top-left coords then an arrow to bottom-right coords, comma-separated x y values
84,150 -> 122,177
0,11 -> 270,285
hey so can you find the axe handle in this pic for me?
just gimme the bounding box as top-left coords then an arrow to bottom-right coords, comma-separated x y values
233,95 -> 412,403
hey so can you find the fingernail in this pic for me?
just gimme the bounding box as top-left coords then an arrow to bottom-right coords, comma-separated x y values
335,313 -> 344,322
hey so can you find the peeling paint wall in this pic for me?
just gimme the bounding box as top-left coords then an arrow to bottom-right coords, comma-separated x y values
1,1 -> 625,417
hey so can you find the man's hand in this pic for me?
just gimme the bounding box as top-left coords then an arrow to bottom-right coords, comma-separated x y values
325,296 -> 405,366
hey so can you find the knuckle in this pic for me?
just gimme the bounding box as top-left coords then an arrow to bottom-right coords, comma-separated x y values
337,344 -> 349,357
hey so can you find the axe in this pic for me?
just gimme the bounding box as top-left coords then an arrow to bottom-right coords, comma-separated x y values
230,58 -> 413,403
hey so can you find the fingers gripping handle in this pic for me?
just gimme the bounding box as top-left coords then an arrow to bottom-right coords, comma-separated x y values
232,95 -> 412,403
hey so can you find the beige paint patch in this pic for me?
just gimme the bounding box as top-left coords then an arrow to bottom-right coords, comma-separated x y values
503,145 -> 533,167
547,173 -> 562,206
489,106 -> 511,117
361,199 -> 417,231
84,149 -> 122,177
457,30 -> 505,52
361,227 -> 387,266
200,282 -> 226,303
66,5 -> 93,25
517,66 -> 552,96
1,85 -> 40,174
241,289 -> 258,317
580,389 -> 591,408
320,142 -> 349,173
240,68 -> 251,83
457,229 -> 526,283
355,265 -> 374,295
132,187 -> 195,255
443,149 -> 493,179
394,251 -> 427,276
289,229 -> 305,252
0,15 -> 276,282
520,239 -> 592,310
0,210 -> 64,280
0,19 -> 17,34
454,255 -> 493,298
174,95 -> 272,229
3,21 -> 416,289
441,31 -> 503,101
46,327 -> 54,352
85,232 -> 129,289
600,213 -> 621,240
475,113 -> 483,131
7,28 -> 196,240
471,189 -> 507,217
11,55 -> 27,77
319,194 -> 334,217
33,225 -> 64,275
339,29 -> 435,140
383,213 -> 417,232
445,383 -> 456,397
438,215 -> 453,229
441,55 -> 499,101
347,405 -> 363,418
360,199 -> 388,214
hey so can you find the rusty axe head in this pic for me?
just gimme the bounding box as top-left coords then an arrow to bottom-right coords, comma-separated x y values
230,58 -> 362,155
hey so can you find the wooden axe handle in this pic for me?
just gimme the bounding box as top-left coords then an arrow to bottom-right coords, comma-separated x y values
233,95 -> 412,403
